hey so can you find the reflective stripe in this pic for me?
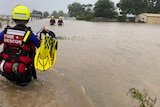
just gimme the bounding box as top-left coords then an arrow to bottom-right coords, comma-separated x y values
23,30 -> 30,42
0,60 -> 5,72
7,29 -> 25,36
13,13 -> 27,19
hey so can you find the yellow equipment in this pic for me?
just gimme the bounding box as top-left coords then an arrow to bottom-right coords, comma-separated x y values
34,35 -> 58,71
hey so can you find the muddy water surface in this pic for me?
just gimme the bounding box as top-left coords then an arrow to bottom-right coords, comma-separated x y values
1,19 -> 160,107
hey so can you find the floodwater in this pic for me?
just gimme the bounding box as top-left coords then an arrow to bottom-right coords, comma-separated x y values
0,19 -> 160,107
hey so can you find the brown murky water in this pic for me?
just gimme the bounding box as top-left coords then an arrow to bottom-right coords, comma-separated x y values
1,19 -> 160,107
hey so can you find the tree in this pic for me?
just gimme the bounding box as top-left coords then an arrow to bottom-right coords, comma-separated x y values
82,4 -> 93,12
76,4 -> 94,20
117,0 -> 158,15
68,2 -> 85,17
155,0 -> 160,13
31,10 -> 43,18
94,0 -> 117,19
43,11 -> 49,18
146,0 -> 160,13
51,11 -> 58,18
117,0 -> 147,15
58,10 -> 64,16
31,10 -> 42,15
51,10 -> 67,18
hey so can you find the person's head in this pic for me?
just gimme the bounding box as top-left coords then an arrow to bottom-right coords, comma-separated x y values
12,5 -> 30,25
51,16 -> 54,19
59,16 -> 62,19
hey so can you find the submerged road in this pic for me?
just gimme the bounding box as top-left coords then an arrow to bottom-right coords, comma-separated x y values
0,18 -> 160,107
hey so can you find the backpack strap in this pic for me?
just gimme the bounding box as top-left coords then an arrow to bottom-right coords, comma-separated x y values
22,27 -> 32,44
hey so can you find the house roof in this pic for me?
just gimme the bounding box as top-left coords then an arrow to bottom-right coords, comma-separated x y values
141,13 -> 160,17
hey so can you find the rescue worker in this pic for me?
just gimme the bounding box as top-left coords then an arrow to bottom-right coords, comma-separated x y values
50,16 -> 56,25
57,16 -> 64,26
0,5 -> 56,86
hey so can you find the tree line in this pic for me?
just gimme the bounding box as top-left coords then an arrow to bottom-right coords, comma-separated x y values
68,0 -> 160,21
117,0 -> 160,15
31,0 -> 160,21
31,10 -> 68,18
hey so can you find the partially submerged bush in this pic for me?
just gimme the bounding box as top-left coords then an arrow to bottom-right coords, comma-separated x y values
127,88 -> 157,107
56,36 -> 69,40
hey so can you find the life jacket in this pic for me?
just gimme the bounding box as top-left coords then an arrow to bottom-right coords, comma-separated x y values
0,26 -> 37,85
58,19 -> 63,25
50,19 -> 55,23
2,26 -> 36,66
58,19 -> 63,23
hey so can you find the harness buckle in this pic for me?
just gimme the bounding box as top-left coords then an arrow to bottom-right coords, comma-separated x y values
16,50 -> 21,55
16,44 -> 24,55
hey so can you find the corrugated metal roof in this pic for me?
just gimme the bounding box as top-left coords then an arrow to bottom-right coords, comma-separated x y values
141,13 -> 160,17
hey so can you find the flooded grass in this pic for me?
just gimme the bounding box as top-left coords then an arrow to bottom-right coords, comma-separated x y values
56,36 -> 69,40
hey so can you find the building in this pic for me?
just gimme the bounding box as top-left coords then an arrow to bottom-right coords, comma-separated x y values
135,13 -> 160,24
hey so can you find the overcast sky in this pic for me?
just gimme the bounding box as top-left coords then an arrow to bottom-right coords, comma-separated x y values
0,0 -> 120,15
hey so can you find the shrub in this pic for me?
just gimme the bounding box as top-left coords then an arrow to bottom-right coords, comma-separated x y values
127,88 -> 157,107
